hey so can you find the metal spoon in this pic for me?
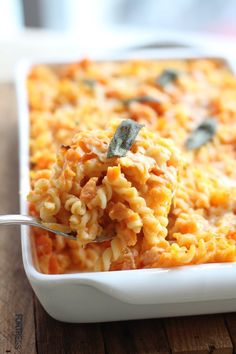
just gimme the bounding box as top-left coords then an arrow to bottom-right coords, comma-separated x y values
0,214 -> 111,242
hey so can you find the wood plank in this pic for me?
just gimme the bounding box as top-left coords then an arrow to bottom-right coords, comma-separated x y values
165,315 -> 233,354
34,297 -> 105,354
102,319 -> 170,354
224,313 -> 236,353
0,84 -> 36,353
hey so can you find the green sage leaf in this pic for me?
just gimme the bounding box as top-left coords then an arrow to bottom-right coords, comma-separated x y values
156,69 -> 179,87
107,119 -> 144,158
185,118 -> 217,150
82,79 -> 97,88
123,95 -> 160,106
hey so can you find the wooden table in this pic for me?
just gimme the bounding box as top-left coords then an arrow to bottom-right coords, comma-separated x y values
1,83 -> 236,354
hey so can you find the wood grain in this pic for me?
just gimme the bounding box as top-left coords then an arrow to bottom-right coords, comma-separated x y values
34,298 -> 105,354
0,84 -> 36,353
225,313 -> 236,352
165,315 -> 233,354
102,319 -> 170,354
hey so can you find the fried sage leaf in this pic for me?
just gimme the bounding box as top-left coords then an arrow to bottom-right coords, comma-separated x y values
82,79 -> 97,88
107,119 -> 144,158
156,69 -> 179,87
185,118 -> 217,150
123,95 -> 160,106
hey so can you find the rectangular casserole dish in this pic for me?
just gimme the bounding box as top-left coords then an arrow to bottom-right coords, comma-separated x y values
16,48 -> 236,323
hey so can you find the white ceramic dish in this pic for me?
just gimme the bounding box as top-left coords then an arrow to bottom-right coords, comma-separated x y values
16,48 -> 236,323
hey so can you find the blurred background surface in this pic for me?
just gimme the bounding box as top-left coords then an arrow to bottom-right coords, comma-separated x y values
16,0 -> 236,35
1,0 -> 236,81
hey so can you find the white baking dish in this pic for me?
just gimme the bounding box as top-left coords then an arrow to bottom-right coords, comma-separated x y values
16,48 -> 236,323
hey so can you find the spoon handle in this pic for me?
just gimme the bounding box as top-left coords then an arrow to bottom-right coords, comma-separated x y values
0,214 -> 77,240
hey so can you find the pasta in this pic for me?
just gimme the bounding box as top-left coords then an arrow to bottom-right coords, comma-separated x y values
27,58 -> 236,274
28,119 -> 180,271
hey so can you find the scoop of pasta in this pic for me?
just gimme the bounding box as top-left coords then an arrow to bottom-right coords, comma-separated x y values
28,119 -> 180,271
